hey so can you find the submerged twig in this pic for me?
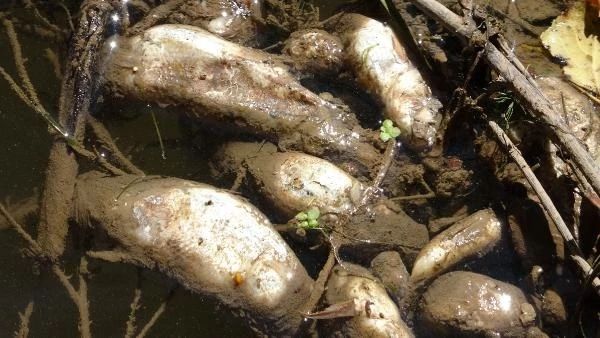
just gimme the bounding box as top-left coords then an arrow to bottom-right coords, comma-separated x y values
52,260 -> 91,338
136,288 -> 175,338
14,301 -> 34,338
124,273 -> 143,338
0,203 -> 92,337
0,18 -> 68,137
150,111 -> 167,160
488,121 -> 600,295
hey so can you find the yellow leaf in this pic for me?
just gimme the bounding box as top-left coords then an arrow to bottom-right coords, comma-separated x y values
541,2 -> 600,96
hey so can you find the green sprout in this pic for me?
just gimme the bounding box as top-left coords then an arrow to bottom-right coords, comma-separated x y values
493,91 -> 515,129
295,206 -> 320,229
379,119 -> 401,142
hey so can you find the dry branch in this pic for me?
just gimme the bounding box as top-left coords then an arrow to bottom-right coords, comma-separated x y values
488,121 -> 600,295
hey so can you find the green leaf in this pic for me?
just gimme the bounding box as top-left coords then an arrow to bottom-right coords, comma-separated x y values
295,212 -> 308,221
389,127 -> 401,138
380,131 -> 391,142
306,206 -> 320,220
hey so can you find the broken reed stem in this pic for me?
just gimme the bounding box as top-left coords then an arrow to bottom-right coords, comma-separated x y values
402,0 -> 600,201
294,248 -> 336,336
44,48 -> 62,80
57,2 -> 75,32
304,249 -> 336,315
14,301 -> 34,338
488,121 -> 600,295
150,111 -> 167,160
373,140 -> 397,189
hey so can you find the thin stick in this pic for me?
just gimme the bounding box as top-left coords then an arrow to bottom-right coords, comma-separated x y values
0,203 -> 92,336
488,121 -> 600,294
399,0 -> 600,199
150,111 -> 166,160
124,287 -> 142,338
14,301 -> 34,338
23,0 -> 65,36
135,289 -> 174,338
303,249 -> 336,315
0,203 -> 43,255
2,18 -> 44,111
294,248 -> 336,336
357,140 -> 397,207
51,261 -> 91,338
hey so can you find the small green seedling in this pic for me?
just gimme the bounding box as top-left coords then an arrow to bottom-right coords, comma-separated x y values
379,119 -> 401,142
295,206 -> 320,229
493,91 -> 515,129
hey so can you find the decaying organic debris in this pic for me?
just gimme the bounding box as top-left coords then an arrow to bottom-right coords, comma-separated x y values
212,142 -> 365,219
75,171 -> 313,336
318,263 -> 414,338
100,24 -> 380,167
330,13 -> 443,151
411,208 -> 503,283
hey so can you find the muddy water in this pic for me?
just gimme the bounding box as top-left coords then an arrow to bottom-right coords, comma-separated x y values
0,0 -> 589,337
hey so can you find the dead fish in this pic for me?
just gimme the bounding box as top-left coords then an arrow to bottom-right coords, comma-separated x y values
75,171 -> 313,336
100,24 -> 380,167
411,208 -> 503,283
331,13 -> 442,151
212,142 -> 365,218
320,263 -> 415,338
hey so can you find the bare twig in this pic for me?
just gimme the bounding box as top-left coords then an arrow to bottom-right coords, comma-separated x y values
295,248 -> 336,336
488,121 -> 600,295
44,48 -> 62,80
0,18 -> 68,137
136,289 -> 175,338
14,301 -> 34,338
51,263 -> 91,338
3,18 -> 44,109
0,203 -> 43,255
358,140 -> 397,207
1,203 -> 92,337
124,287 -> 142,338
303,249 -> 336,315
396,0 -> 600,199
23,0 -> 66,37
